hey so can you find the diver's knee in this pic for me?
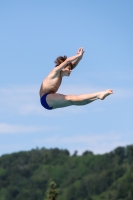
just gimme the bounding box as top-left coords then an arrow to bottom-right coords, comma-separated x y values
65,95 -> 75,105
67,95 -> 80,105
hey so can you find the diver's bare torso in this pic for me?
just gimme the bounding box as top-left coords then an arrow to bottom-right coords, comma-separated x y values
39,49 -> 81,99
39,69 -> 62,98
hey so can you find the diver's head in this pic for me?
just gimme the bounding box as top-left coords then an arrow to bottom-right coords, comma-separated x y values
54,56 -> 72,77
61,63 -> 72,77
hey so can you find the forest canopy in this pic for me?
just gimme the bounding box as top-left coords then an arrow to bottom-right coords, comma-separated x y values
0,145 -> 133,200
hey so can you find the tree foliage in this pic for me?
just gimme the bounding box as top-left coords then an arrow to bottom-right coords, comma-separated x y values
0,145 -> 133,200
45,181 -> 58,200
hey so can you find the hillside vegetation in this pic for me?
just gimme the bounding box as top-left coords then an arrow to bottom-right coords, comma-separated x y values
0,145 -> 133,200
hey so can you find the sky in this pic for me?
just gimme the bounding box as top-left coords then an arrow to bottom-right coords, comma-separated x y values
0,0 -> 133,156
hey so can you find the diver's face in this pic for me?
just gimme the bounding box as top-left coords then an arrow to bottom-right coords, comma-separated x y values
62,65 -> 72,76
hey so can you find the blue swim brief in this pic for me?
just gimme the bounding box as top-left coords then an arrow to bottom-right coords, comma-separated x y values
40,93 -> 53,110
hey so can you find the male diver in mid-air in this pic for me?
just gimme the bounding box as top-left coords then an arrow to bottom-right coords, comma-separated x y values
39,47 -> 113,110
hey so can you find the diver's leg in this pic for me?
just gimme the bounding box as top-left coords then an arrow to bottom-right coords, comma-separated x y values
46,89 -> 113,109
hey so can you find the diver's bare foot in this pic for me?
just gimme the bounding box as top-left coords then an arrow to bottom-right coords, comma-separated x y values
98,89 -> 113,100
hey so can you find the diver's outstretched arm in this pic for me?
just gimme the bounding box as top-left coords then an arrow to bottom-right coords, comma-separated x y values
54,54 -> 81,73
54,47 -> 84,73
71,47 -> 85,69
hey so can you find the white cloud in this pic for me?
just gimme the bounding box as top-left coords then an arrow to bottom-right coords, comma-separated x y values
0,84 -> 132,118
35,131 -> 120,146
0,85 -> 89,116
87,70 -> 133,82
34,131 -> 132,155
0,123 -> 58,134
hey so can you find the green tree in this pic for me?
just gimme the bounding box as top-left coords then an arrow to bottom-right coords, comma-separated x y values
45,181 -> 58,200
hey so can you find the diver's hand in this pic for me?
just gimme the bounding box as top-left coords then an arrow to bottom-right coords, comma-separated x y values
77,47 -> 85,58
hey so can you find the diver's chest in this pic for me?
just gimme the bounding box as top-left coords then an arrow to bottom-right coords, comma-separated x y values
50,77 -> 62,86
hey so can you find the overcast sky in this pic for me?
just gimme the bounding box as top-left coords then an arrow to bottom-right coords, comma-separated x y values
0,0 -> 133,156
